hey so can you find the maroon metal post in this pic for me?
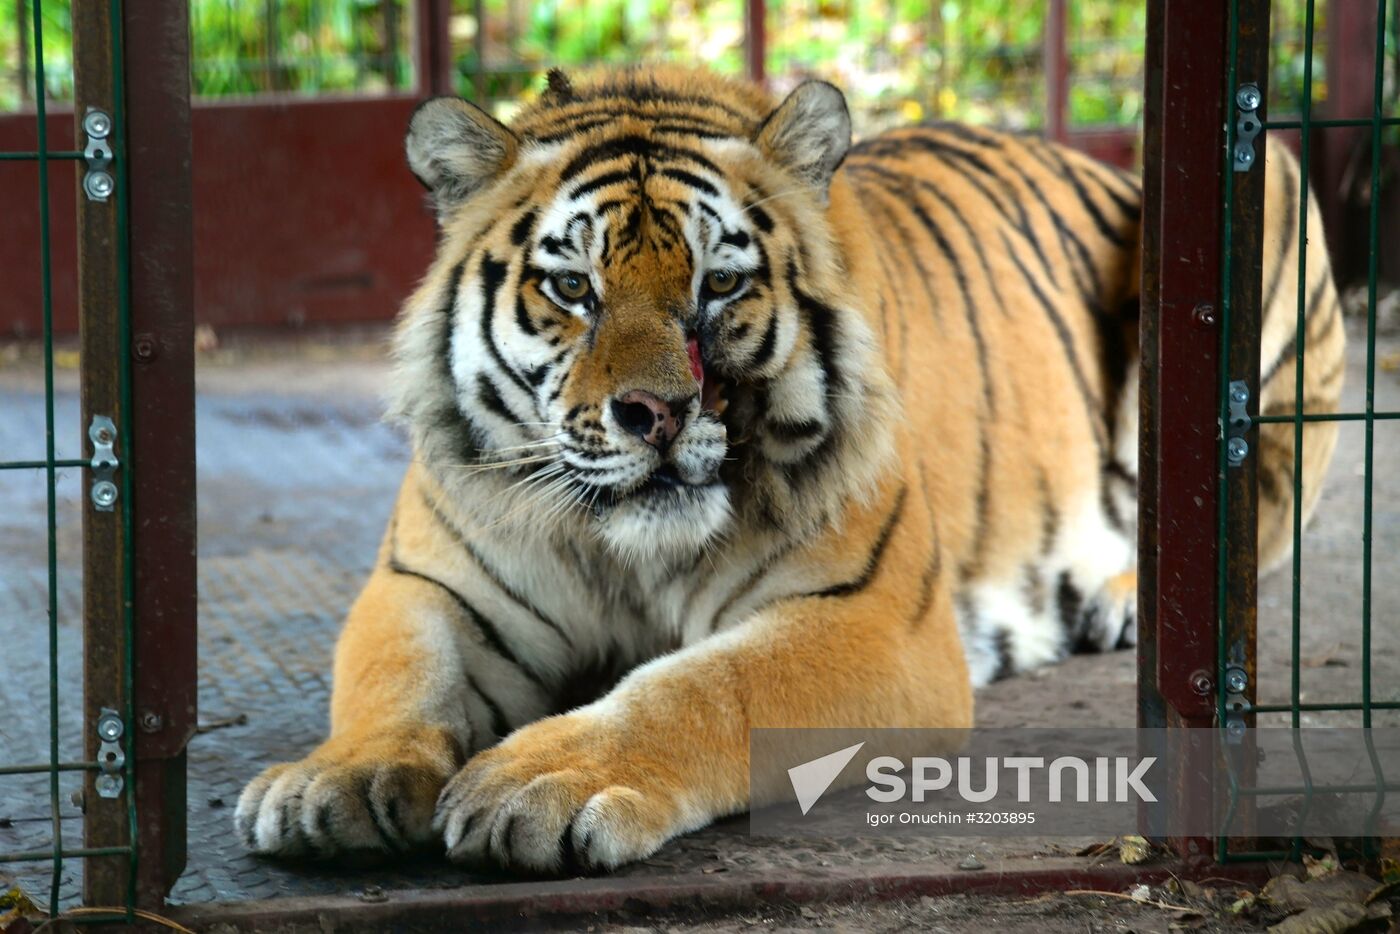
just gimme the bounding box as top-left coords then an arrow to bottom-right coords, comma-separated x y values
125,0 -> 198,906
414,0 -> 455,96
1137,0 -> 1230,862
1044,0 -> 1069,143
745,0 -> 767,86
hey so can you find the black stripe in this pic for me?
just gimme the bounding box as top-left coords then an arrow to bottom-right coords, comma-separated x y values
1056,571 -> 1085,642
510,210 -> 537,247
851,167 -> 995,578
569,169 -> 634,200
556,135 -> 722,185
435,259 -> 492,463
658,167 -> 719,196
1025,142 -> 1128,247
465,674 -> 511,740
475,373 -> 520,424
1262,273 -> 1334,386
720,229 -> 751,249
386,559 -> 547,688
418,486 -> 577,650
910,464 -> 942,628
765,418 -> 825,442
1001,230 -> 1108,455
746,312 -> 780,371
812,486 -> 909,598
479,255 -> 539,406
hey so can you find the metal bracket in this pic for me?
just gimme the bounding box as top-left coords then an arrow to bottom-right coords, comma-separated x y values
1226,380 -> 1251,467
95,708 -> 125,799
89,415 -> 119,511
1223,643 -> 1251,745
1233,84 -> 1262,172
82,108 -> 114,202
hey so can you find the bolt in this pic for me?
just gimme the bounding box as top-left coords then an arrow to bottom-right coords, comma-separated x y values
1226,718 -> 1247,739
1235,84 -> 1262,112
83,110 -> 112,138
85,170 -> 114,200
95,428 -> 113,444
1192,303 -> 1217,328
1230,384 -> 1248,405
1225,667 -> 1249,694
95,774 -> 122,799
1190,670 -> 1212,695
1235,145 -> 1255,168
133,334 -> 157,361
139,711 -> 163,733
357,885 -> 388,904
1228,437 -> 1249,462
91,480 -> 118,509
96,714 -> 123,742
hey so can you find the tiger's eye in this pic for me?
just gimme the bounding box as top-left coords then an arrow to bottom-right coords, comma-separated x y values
705,269 -> 742,295
554,272 -> 592,301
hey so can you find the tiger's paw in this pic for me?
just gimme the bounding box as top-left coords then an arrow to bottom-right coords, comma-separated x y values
434,711 -> 695,875
234,726 -> 462,862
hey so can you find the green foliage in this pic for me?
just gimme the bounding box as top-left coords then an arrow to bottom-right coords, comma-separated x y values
0,0 -> 1358,137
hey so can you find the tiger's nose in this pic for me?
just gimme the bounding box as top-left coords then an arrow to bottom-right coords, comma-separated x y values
612,390 -> 693,449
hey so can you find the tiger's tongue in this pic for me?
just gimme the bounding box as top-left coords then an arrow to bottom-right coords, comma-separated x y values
688,337 -> 725,412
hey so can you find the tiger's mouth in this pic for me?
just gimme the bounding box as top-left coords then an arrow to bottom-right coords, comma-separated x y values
689,335 -> 728,416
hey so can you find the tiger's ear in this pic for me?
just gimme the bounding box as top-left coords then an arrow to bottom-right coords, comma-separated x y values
754,81 -> 851,198
406,97 -> 519,218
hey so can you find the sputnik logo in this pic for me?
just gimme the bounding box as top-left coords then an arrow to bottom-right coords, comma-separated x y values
787,742 -> 865,815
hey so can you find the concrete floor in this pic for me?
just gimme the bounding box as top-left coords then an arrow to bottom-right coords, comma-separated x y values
0,318 -> 1396,916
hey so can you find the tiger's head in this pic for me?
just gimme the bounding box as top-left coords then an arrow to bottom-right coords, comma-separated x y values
392,68 -> 894,563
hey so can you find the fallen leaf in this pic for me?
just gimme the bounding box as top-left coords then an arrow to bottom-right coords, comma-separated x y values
1305,853 -> 1342,879
1263,871 -> 1378,911
1268,902 -> 1369,934
1120,834 -> 1154,865
1230,893 -> 1259,915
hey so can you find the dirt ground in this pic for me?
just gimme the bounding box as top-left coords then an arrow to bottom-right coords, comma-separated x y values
1,316 -> 1398,925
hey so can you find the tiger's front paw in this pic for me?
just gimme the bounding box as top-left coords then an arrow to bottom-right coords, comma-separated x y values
234,726 -> 462,862
434,711 -> 699,875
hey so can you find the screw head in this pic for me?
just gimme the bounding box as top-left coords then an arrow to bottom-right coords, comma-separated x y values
91,480 -> 119,509
85,170 -> 114,200
1192,303 -> 1217,328
358,885 -> 388,904
83,110 -> 112,138
1230,385 -> 1248,404
1236,84 -> 1262,112
139,711 -> 163,733
1225,667 -> 1249,694
133,334 -> 157,361
96,714 -> 123,742
1226,718 -> 1248,739
95,774 -> 122,798
1228,437 -> 1249,462
1190,670 -> 1213,695
1235,145 -> 1255,168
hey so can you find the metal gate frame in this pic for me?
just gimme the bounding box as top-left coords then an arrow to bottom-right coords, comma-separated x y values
0,0 -> 195,922
1141,0 -> 1396,865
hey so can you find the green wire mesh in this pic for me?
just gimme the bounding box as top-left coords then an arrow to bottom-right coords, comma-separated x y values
0,0 -> 138,920
1217,0 -> 1394,863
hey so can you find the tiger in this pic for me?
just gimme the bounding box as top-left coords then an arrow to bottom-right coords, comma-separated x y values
234,67 -> 1343,873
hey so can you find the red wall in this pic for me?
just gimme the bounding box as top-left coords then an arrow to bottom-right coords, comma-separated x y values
1,96 -> 436,336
